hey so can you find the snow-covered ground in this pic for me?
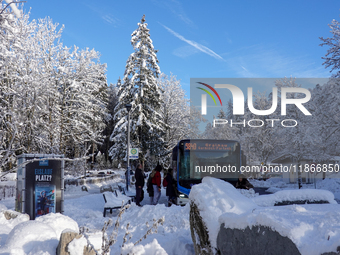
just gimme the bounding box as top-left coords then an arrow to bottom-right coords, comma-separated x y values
0,172 -> 194,255
1,173 -> 340,254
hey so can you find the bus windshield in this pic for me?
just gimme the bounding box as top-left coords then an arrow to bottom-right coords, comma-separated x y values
178,140 -> 240,189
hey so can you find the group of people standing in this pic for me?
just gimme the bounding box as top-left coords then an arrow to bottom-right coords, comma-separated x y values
134,166 -> 254,207
134,163 -> 177,207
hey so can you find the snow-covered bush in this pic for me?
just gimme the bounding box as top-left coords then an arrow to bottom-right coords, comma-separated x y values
85,203 -> 165,255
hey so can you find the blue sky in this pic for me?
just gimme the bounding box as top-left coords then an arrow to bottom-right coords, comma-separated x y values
22,0 -> 339,96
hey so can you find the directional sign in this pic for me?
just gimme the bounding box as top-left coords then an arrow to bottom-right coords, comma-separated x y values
129,148 -> 139,159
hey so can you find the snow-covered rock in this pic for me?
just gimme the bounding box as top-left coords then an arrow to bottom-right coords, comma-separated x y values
190,177 -> 340,255
219,204 -> 340,255
189,177 -> 257,254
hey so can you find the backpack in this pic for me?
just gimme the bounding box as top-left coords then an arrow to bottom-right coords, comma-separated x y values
163,176 -> 168,187
147,176 -> 153,194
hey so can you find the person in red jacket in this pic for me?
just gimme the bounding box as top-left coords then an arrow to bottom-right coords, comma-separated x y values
152,164 -> 162,205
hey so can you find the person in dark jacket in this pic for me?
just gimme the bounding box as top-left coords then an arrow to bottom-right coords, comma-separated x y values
165,168 -> 177,207
152,164 -> 162,205
235,174 -> 254,190
135,164 -> 145,206
147,170 -> 155,205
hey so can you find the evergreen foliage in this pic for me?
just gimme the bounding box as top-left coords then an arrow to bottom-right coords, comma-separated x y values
109,15 -> 165,165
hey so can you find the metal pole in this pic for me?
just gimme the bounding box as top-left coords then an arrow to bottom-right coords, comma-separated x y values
84,148 -> 86,179
126,111 -> 131,191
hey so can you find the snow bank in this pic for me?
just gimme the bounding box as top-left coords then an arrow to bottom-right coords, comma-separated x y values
35,213 -> 79,238
121,239 -> 167,255
113,203 -> 193,255
251,178 -> 340,201
317,178 -> 340,200
63,186 -> 193,255
0,210 -> 30,247
0,203 -> 7,211
219,204 -> 340,255
237,188 -> 259,198
189,177 -> 257,249
0,221 -> 58,255
253,189 -> 337,207
0,213 -> 79,255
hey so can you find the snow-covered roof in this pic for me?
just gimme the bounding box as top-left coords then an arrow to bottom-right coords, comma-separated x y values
271,153 -> 313,163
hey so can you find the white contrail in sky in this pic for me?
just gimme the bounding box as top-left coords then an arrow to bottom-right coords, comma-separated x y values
161,24 -> 224,61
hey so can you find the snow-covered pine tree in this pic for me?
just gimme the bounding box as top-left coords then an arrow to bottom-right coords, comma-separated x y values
109,15 -> 165,165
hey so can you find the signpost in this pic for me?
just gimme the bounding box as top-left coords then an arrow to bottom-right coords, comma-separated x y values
129,148 -> 139,159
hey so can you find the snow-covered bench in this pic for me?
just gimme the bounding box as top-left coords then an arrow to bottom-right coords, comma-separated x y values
103,190 -> 132,217
118,185 -> 136,202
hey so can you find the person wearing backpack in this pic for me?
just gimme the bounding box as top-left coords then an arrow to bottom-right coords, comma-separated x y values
147,170 -> 155,205
164,168 -> 177,207
152,164 -> 162,205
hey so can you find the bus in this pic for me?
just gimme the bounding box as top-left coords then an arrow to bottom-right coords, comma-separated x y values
171,139 -> 245,205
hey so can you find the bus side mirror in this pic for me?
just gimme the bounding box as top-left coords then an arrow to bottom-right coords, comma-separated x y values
242,154 -> 247,167
172,146 -> 178,161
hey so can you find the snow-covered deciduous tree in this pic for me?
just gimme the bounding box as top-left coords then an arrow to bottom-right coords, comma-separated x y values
308,78 -> 340,161
239,90 -> 282,165
101,81 -> 119,163
0,2 -> 29,170
204,108 -> 236,141
0,3 -> 108,172
109,15 -> 165,165
157,73 -> 202,165
58,46 -> 108,159
274,78 -> 319,164
320,18 -> 340,77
